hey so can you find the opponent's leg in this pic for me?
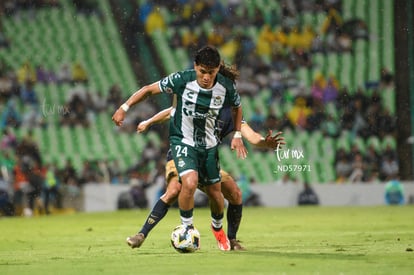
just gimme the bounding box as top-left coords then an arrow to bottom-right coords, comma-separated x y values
126,161 -> 181,249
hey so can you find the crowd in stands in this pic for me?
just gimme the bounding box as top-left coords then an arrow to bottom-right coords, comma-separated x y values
0,0 -> 404,216
134,0 -> 399,184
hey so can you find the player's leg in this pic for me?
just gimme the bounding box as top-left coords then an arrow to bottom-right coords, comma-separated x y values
126,160 -> 181,249
220,170 -> 245,250
171,143 -> 199,226
204,147 -> 230,251
178,170 -> 198,225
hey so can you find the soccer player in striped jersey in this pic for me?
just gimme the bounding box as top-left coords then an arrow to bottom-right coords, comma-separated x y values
123,105 -> 284,250
113,46 -> 247,251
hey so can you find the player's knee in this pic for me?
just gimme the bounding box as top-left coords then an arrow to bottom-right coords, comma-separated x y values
228,188 -> 243,205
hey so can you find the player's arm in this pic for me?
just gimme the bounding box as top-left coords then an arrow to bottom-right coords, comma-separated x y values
112,81 -> 161,126
231,105 -> 248,159
137,107 -> 173,133
241,124 -> 285,150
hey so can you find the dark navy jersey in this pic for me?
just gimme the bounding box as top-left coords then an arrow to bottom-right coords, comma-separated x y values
166,106 -> 245,161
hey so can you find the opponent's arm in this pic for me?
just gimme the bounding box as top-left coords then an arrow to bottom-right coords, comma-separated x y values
137,107 -> 173,133
241,124 -> 285,150
231,105 -> 248,159
112,81 -> 161,126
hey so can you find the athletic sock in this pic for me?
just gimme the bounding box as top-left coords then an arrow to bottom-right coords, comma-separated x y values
180,208 -> 194,226
226,203 -> 242,239
211,212 -> 224,231
139,199 -> 170,237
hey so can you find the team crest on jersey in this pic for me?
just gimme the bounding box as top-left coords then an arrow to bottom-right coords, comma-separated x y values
165,87 -> 173,94
178,158 -> 185,168
213,96 -> 222,106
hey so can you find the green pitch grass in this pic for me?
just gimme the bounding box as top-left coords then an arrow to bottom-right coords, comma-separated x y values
1,206 -> 413,275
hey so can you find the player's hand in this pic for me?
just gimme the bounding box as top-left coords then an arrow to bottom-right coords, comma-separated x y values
231,137 -> 248,159
112,108 -> 126,126
264,130 -> 286,150
137,120 -> 151,133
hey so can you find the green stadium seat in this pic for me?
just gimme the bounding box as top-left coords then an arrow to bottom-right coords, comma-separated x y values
381,135 -> 396,151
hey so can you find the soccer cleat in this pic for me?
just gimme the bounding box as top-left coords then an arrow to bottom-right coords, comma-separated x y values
211,225 -> 230,251
126,233 -> 145,249
230,239 -> 245,251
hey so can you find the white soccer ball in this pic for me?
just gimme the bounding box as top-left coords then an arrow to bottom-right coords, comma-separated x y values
170,224 -> 201,253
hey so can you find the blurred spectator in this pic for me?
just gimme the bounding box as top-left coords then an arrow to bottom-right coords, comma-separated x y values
320,113 -> 339,137
16,129 -> 42,165
237,175 -> 261,206
335,148 -> 352,183
287,96 -> 312,129
35,65 -> 56,84
43,163 -> 62,214
323,75 -> 339,104
298,181 -> 319,205
320,8 -> 343,51
79,160 -> 100,184
12,157 -> 30,216
0,151 -> 16,183
1,127 -> 17,151
98,159 -> 111,183
72,0 -> 103,18
20,79 -> 38,105
60,94 -> 90,127
20,80 -> 46,127
56,63 -> 72,84
0,99 -> 22,129
364,145 -> 381,179
0,69 -> 19,101
71,62 -> 88,84
106,84 -> 124,113
142,140 -> 161,162
129,178 -> 148,209
145,7 -> 166,34
0,29 -> 10,48
108,159 -> 123,184
380,145 -> 399,181
348,152 -> 365,183
306,105 -> 326,132
311,73 -> 326,104
340,18 -> 369,40
0,174 -> 14,216
25,159 -> 46,215
249,107 -> 266,132
378,109 -> 396,138
17,61 -> 36,85
384,178 -> 404,205
59,158 -> 78,186
379,67 -> 394,88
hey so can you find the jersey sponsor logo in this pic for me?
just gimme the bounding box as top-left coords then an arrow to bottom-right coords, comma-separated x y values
183,107 -> 216,119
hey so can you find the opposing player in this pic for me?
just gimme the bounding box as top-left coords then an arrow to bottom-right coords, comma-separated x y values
113,45 -> 247,251
125,106 -> 285,250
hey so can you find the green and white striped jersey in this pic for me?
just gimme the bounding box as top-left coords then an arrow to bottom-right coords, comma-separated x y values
159,69 -> 241,149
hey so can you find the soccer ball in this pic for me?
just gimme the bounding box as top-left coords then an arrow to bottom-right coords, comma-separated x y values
170,224 -> 200,253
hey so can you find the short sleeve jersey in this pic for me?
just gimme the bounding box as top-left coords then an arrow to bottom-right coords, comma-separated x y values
159,69 -> 241,149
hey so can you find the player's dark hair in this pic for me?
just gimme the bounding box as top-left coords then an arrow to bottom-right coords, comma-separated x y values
218,61 -> 239,82
194,45 -> 239,82
194,45 -> 221,68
